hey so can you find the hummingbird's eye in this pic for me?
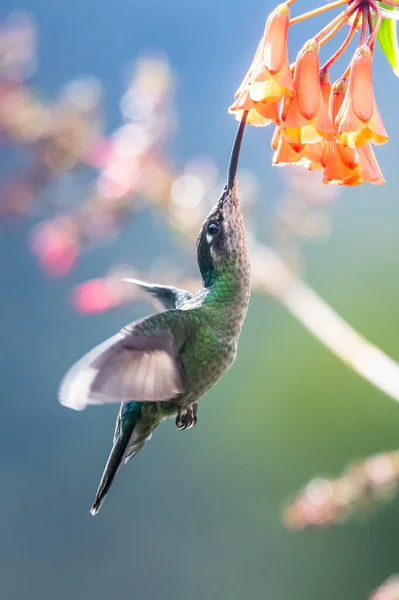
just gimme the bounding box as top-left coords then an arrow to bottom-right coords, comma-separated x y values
206,221 -> 220,237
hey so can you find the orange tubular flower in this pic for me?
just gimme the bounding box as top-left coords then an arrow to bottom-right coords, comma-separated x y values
323,142 -> 385,186
336,45 -> 388,148
319,68 -> 331,108
273,126 -> 324,169
272,126 -> 306,165
281,39 -> 334,144
229,87 -> 280,126
355,144 -> 385,185
323,79 -> 385,186
273,68 -> 330,169
229,3 -> 293,126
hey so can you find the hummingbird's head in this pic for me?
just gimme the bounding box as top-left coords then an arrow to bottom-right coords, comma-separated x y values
196,116 -> 249,287
196,181 -> 247,285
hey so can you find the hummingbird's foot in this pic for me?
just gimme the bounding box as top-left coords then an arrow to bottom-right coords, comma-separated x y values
175,403 -> 198,431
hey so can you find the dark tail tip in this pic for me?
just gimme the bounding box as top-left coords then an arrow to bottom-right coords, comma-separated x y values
90,480 -> 110,515
89,472 -> 114,516
90,499 -> 102,516
88,425 -> 135,517
89,464 -> 119,516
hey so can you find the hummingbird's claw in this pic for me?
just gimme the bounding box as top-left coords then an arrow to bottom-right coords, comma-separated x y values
176,403 -> 198,431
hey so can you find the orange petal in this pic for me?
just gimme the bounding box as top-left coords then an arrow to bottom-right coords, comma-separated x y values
323,141 -> 384,185
323,141 -> 359,185
330,79 -> 347,125
247,111 -> 273,126
271,126 -> 281,150
229,89 -> 254,111
229,90 -> 278,126
321,142 -> 332,168
296,40 -> 320,120
281,96 -> 315,141
336,46 -> 388,148
313,87 -> 334,141
230,6 -> 293,122
250,6 -> 293,104
250,76 -> 284,103
281,45 -> 333,144
280,93 -> 293,121
229,88 -> 279,126
320,69 -> 331,109
342,173 -> 363,186
234,40 -> 263,99
358,143 -> 385,184
241,108 -> 273,126
351,46 -> 374,123
337,109 -> 388,147
337,143 -> 358,169
273,136 -> 305,165
256,100 -> 280,124
263,4 -> 290,75
295,157 -> 324,170
250,60 -> 294,103
281,96 -> 304,129
367,106 -> 389,145
282,94 -> 322,143
282,90 -> 333,144
273,59 -> 295,98
293,141 -> 325,170
304,141 -> 324,163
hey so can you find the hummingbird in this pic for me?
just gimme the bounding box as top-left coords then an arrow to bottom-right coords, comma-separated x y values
59,115 -> 251,515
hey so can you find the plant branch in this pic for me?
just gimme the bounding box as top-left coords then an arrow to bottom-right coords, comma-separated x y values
250,242 -> 399,403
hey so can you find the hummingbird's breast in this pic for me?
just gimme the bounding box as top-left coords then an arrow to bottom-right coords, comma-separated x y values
178,326 -> 237,406
177,284 -> 250,407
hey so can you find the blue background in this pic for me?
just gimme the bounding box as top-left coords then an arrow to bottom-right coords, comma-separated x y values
1,1 -> 399,598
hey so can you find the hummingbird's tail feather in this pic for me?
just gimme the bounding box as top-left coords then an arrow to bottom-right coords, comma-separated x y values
90,423 -> 135,516
90,402 -> 160,515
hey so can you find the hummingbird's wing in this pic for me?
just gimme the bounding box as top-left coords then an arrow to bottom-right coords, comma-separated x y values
124,278 -> 193,310
59,316 -> 187,411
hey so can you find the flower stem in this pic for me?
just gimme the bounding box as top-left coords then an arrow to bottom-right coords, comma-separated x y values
318,13 -> 351,48
314,0 -> 362,42
342,63 -> 351,78
289,0 -> 348,26
367,0 -> 382,47
367,5 -> 376,51
359,3 -> 369,44
321,8 -> 361,70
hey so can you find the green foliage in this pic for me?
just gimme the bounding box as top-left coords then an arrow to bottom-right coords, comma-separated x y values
378,3 -> 399,77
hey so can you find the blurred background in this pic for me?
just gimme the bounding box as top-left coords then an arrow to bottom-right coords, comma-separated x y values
1,1 -> 399,599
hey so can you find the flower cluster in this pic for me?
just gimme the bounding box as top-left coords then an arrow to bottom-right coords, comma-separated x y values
230,0 -> 391,186
283,451 -> 399,529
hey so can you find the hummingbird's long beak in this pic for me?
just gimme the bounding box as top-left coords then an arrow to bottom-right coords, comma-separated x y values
218,111 -> 248,207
